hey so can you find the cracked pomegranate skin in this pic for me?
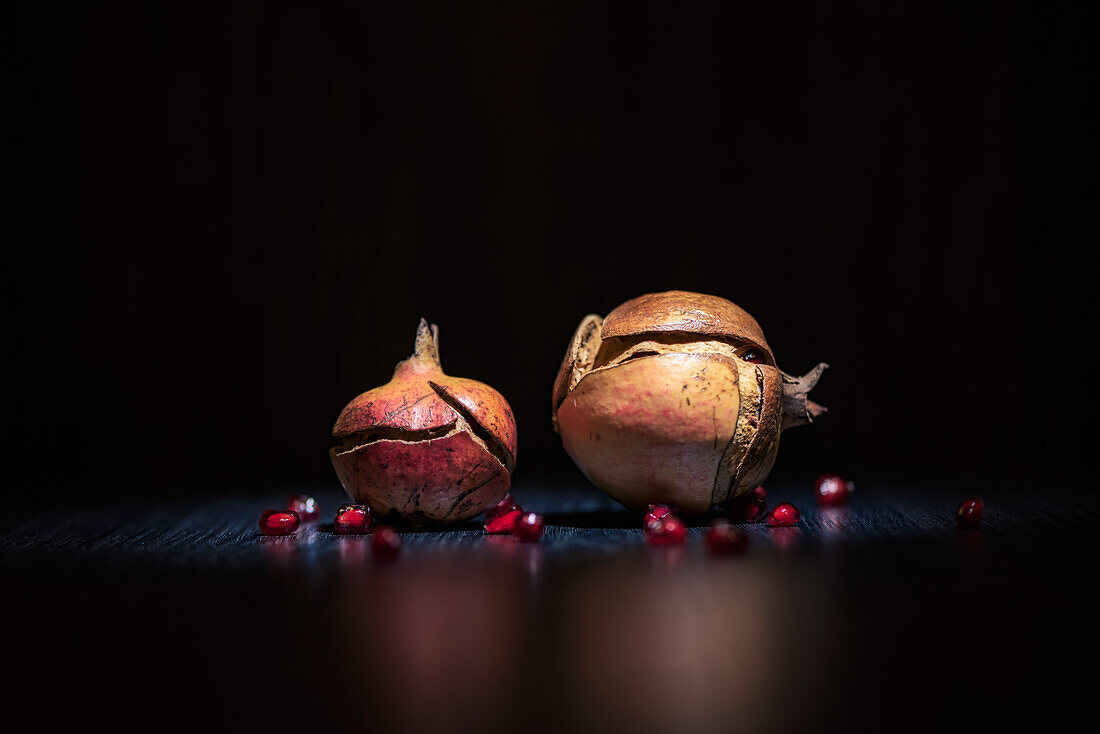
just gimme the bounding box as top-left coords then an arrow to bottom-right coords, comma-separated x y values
552,291 -> 828,516
330,320 -> 517,526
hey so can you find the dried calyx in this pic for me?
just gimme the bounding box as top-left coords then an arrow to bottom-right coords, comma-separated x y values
330,320 -> 517,526
552,291 -> 827,516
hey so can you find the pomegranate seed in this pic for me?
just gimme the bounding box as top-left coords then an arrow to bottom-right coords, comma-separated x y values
646,503 -> 674,523
815,474 -> 854,506
334,503 -> 372,534
485,493 -> 516,520
956,497 -> 983,528
286,494 -> 320,521
766,502 -> 800,527
728,495 -> 766,524
645,513 -> 687,546
372,525 -> 401,559
741,349 -> 767,364
705,519 -> 749,555
513,512 -> 545,543
484,505 -> 524,534
259,509 -> 300,536
750,486 -> 767,501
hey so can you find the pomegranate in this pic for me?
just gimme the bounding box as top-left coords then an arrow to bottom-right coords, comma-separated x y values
553,291 -> 827,515
330,320 -> 517,526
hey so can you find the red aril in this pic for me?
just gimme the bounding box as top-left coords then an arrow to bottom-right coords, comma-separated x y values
286,494 -> 319,521
513,512 -> 545,543
645,513 -> 687,546
956,497 -> 983,529
705,519 -> 749,555
334,504 -> 372,534
766,502 -> 800,527
372,525 -> 401,559
259,510 -> 300,536
815,474 -> 854,506
484,504 -> 524,534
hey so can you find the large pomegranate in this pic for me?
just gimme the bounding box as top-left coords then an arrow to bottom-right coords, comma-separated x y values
330,320 -> 517,525
552,291 -> 827,515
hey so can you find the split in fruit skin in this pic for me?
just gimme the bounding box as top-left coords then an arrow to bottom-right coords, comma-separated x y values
330,319 -> 518,526
552,291 -> 828,517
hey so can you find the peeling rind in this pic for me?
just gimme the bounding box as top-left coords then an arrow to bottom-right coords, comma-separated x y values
551,291 -> 827,516
332,380 -> 458,437
714,363 -> 783,504
431,377 -> 517,471
329,429 -> 510,525
330,319 -> 517,525
552,314 -> 603,417
600,291 -> 773,361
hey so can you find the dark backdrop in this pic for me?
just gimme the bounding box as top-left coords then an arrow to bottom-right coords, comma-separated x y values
7,1 -> 1097,499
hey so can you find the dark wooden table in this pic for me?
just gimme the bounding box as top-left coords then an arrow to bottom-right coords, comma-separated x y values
3,482 -> 1096,733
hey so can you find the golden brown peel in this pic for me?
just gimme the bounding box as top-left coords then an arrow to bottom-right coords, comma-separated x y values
552,291 -> 827,515
331,320 -> 517,526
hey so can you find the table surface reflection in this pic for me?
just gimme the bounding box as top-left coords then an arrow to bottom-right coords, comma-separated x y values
3,482 -> 1095,733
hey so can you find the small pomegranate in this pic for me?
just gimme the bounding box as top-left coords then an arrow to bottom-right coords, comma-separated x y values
286,494 -> 320,521
956,497 -> 983,528
553,291 -> 827,515
259,509 -> 300,536
766,502 -> 800,527
372,525 -> 401,559
513,512 -> 545,543
334,503 -> 372,534
815,474 -> 854,506
705,519 -> 749,555
330,320 -> 517,526
645,513 -> 687,546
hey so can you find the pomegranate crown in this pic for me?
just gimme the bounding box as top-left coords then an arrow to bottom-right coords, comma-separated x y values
394,318 -> 442,375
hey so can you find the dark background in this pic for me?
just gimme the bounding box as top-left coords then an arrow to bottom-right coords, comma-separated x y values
7,0 -> 1098,499
5,5 -> 1099,733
